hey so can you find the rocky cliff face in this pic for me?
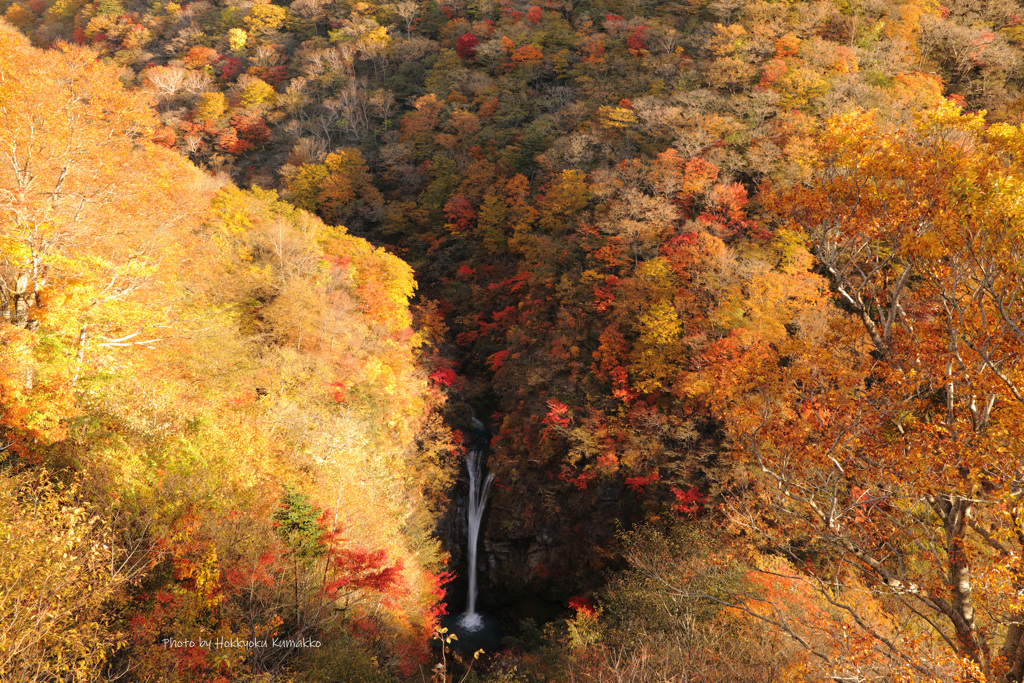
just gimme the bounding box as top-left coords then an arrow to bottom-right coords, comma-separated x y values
436,405 -> 636,619
439,475 -> 631,620
436,461 -> 569,620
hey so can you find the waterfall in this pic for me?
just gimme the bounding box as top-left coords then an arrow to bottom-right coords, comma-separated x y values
459,440 -> 494,631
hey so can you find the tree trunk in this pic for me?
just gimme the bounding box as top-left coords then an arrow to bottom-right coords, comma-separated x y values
0,288 -> 10,324
13,272 -> 29,328
1002,621 -> 1024,682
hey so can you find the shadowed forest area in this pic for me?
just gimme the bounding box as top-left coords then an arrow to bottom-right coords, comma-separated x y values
5,0 -> 1024,678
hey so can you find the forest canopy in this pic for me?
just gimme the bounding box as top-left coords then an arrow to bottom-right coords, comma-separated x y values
5,0 -> 1024,678
0,24 -> 455,682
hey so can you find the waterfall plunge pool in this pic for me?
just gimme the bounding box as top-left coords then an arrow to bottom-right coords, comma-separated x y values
441,611 -> 503,656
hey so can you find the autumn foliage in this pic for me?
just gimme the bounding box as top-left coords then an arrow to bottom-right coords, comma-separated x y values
0,26 -> 454,683
10,0 -> 1024,677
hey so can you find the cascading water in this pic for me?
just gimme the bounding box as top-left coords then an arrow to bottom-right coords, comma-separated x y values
459,420 -> 494,632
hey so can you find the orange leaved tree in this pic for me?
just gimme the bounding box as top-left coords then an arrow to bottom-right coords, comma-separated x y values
719,103 -> 1024,681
